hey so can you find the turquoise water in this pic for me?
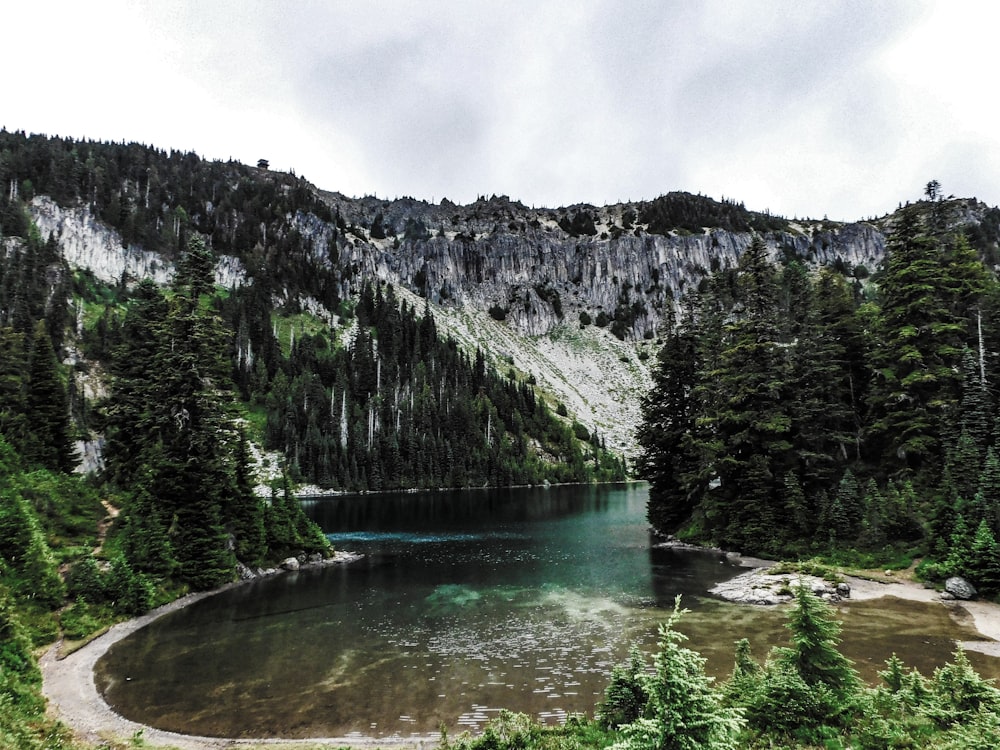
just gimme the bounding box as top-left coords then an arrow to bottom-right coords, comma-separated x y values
95,483 -> 997,739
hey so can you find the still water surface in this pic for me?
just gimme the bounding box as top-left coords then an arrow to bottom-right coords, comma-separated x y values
96,483 -> 998,739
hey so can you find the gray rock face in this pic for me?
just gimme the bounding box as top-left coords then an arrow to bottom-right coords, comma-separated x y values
298,195 -> 892,340
29,196 -> 246,289
29,186 -> 993,460
945,576 -> 977,600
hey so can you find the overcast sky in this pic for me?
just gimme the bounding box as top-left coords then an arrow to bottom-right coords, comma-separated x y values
6,1 -> 1000,221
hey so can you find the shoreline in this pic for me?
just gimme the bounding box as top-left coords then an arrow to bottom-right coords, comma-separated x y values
42,558 -> 1000,749
41,551 -> 395,750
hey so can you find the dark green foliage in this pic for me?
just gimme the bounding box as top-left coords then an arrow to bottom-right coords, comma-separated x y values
926,648 -> 1000,728
638,192 -> 788,235
23,321 -> 72,472
639,208 -> 1000,570
66,556 -> 106,603
0,586 -> 44,715
0,482 -> 65,608
0,327 -> 29,450
119,485 -> 174,576
965,520 -> 1000,593
66,552 -> 154,616
558,209 -> 598,237
779,585 -> 859,698
104,555 -> 155,615
636,306 -> 699,533
597,646 -> 649,729
256,282 -> 624,491
104,236 -> 287,589
867,211 -> 984,473
611,598 -> 745,750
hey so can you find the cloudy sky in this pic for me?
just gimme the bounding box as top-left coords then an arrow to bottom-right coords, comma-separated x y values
6,1 -> 1000,221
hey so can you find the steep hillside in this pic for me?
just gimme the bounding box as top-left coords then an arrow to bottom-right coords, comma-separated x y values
5,131 -> 1000,456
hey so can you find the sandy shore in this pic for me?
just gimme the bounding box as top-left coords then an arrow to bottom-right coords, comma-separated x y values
41,565 -> 1000,749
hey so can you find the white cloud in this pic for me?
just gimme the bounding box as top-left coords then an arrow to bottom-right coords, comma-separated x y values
6,0 -> 1000,220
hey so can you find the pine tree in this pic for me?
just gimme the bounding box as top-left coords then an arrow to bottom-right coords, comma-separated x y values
927,648 -> 1000,728
229,430 -> 267,566
120,483 -> 174,576
787,269 -> 863,490
610,597 -> 745,750
978,447 -> 1000,535
637,304 -> 699,533
778,585 -> 860,699
23,321 -> 72,472
0,327 -> 28,451
696,236 -> 791,549
867,208 -> 983,474
597,646 -> 650,729
967,519 -> 1000,593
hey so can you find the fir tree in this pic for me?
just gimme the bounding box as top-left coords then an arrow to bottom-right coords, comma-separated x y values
637,304 -> 699,533
778,585 -> 860,699
610,597 -> 745,750
23,321 -> 72,472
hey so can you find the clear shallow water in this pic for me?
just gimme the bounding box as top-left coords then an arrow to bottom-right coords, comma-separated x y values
96,483 -> 999,739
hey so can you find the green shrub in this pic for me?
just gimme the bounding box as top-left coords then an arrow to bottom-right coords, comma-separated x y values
60,601 -> 102,640
597,646 -> 649,729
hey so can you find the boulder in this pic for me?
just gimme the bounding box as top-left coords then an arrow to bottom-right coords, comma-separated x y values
836,582 -> 851,599
281,557 -> 300,571
945,576 -> 977,600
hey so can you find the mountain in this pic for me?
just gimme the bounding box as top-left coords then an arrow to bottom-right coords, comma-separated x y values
4,130 -> 1000,458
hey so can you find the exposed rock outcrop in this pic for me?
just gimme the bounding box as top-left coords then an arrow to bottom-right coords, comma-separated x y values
710,568 -> 850,605
30,196 -> 246,289
945,576 -> 977,600
29,188 -> 994,458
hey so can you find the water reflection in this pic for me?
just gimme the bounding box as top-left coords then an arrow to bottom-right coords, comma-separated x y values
95,483 -> 1000,739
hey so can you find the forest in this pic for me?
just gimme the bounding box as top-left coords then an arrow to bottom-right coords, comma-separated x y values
637,197 -> 1000,596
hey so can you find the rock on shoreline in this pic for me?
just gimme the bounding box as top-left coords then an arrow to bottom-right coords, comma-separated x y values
709,568 -> 851,605
236,549 -> 364,579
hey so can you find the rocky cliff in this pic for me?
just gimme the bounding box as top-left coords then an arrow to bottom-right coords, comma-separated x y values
27,187 -> 995,457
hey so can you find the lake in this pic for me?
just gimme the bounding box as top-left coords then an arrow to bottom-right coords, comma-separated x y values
95,483 -> 998,739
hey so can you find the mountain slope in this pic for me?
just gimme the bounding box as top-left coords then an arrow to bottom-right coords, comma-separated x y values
5,131 -> 1000,456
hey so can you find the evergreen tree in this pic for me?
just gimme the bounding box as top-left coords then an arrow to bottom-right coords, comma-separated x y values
610,598 -> 744,750
23,321 -> 72,472
927,648 -> 1000,728
0,327 -> 28,451
119,484 -> 174,576
778,585 -> 860,699
966,519 -> 1000,593
637,304 -> 699,533
229,430 -> 267,566
597,646 -> 650,729
697,236 -> 791,549
867,208 -> 982,474
787,269 -> 863,491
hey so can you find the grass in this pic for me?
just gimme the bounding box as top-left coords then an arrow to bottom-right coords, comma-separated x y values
272,312 -> 336,356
